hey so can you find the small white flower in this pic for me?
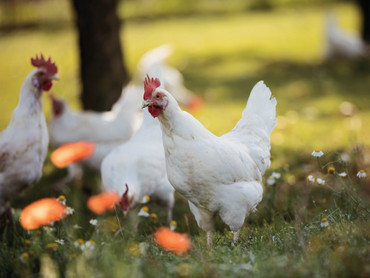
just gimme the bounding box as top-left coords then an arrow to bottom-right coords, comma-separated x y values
57,195 -> 67,205
316,178 -> 326,185
307,175 -> 315,183
20,252 -> 29,263
338,172 -> 347,177
266,177 -> 276,186
89,219 -> 98,226
140,195 -> 150,204
139,242 -> 149,255
283,164 -> 290,172
320,218 -> 329,228
138,206 -> 150,217
43,226 -> 55,232
312,149 -> 324,157
170,220 -> 177,231
65,207 -> 74,215
271,172 -> 281,179
357,170 -> 367,179
85,240 -> 95,250
55,239 -> 65,245
74,239 -> 85,251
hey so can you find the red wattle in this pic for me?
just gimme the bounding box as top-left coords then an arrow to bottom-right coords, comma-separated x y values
148,106 -> 162,118
42,81 -> 53,91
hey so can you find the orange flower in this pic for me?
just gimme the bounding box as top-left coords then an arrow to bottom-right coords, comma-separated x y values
20,198 -> 67,230
51,141 -> 95,168
153,227 -> 192,255
87,192 -> 119,215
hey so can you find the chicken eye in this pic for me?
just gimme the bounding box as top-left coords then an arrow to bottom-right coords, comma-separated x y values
156,94 -> 161,99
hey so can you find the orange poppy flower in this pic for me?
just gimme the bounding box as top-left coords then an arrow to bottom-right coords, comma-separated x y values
20,198 -> 67,230
153,227 -> 192,255
51,141 -> 95,168
87,192 -> 119,215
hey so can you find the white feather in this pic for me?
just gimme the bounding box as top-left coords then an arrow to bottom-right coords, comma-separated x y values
0,70 -> 49,214
101,108 -> 174,219
324,11 -> 365,59
152,80 -> 276,239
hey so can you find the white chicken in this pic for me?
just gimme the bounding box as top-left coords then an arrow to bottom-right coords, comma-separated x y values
324,11 -> 365,59
142,76 -> 277,246
49,45 -> 198,172
0,54 -> 58,224
101,107 -> 174,222
49,83 -> 143,147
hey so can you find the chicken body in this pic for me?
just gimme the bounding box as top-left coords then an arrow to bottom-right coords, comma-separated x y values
143,78 -> 277,246
49,83 -> 143,148
49,45 -> 197,178
101,108 -> 174,221
324,11 -> 366,59
0,58 -> 58,217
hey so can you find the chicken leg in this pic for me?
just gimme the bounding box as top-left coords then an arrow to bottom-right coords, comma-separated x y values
207,231 -> 213,247
233,230 -> 240,244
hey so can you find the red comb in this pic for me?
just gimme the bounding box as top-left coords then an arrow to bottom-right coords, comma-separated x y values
119,184 -> 130,211
144,74 -> 161,100
31,54 -> 58,75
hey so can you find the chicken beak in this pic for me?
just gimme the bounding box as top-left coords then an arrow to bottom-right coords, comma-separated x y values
142,100 -> 151,109
50,74 -> 60,81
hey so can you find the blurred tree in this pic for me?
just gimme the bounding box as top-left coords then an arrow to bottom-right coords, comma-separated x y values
357,0 -> 370,44
71,0 -> 129,111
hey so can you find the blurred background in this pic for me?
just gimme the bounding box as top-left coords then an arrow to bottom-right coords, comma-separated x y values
1,2 -> 369,276
0,0 -> 369,181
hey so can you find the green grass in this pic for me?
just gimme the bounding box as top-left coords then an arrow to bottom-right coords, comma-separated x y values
1,1 -> 370,278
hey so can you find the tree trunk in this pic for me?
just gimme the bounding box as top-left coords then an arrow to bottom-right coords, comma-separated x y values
357,0 -> 370,44
71,0 -> 130,111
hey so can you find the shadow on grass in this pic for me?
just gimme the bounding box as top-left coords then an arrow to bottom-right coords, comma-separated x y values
183,51 -> 370,110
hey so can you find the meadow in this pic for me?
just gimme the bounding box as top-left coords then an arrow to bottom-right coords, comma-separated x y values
0,1 -> 369,277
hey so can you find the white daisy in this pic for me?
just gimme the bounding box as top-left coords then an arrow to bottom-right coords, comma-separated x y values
357,170 -> 367,179
140,196 -> 150,204
320,218 -> 329,228
316,178 -> 326,185
266,176 -> 276,186
271,172 -> 281,179
20,252 -> 29,263
312,148 -> 324,157
65,207 -> 74,215
170,220 -> 177,231
55,239 -> 65,245
283,163 -> 290,172
43,226 -> 55,232
338,172 -> 347,177
57,195 -> 67,205
85,240 -> 95,250
89,219 -> 98,226
139,242 -> 149,255
74,239 -> 85,250
138,206 -> 150,217
307,175 -> 315,183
